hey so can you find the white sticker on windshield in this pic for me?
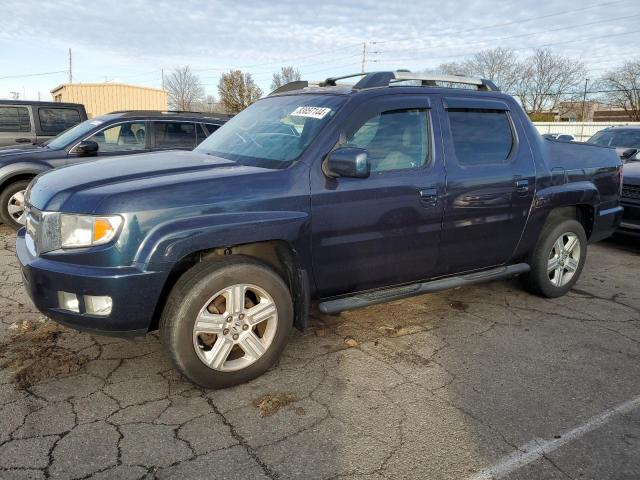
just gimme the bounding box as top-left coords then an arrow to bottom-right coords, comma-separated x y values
290,106 -> 331,119
89,120 -> 103,126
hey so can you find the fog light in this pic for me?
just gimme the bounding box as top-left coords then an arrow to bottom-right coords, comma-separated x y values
58,291 -> 79,312
84,295 -> 112,316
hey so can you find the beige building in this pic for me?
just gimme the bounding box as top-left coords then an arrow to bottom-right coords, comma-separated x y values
50,83 -> 168,118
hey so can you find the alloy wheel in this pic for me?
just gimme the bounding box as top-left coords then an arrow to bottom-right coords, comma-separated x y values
192,283 -> 278,372
547,232 -> 581,287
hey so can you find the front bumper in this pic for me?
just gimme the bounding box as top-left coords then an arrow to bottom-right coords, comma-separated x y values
618,199 -> 640,237
591,206 -> 624,243
17,229 -> 168,337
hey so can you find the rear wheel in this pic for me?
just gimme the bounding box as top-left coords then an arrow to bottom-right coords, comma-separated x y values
0,180 -> 30,229
160,256 -> 293,389
520,217 -> 587,298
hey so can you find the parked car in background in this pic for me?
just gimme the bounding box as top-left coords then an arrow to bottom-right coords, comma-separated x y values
0,100 -> 87,147
541,133 -> 575,142
619,161 -> 640,236
17,71 -> 622,389
587,126 -> 640,162
0,111 -> 229,227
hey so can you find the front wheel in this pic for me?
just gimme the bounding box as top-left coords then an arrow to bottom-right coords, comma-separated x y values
520,217 -> 587,298
0,180 -> 31,229
160,256 -> 293,389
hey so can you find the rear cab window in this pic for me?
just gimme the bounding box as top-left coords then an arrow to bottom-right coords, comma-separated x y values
0,106 -> 31,132
37,108 -> 81,134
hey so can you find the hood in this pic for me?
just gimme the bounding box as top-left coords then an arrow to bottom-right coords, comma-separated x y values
27,150 -> 272,213
0,144 -> 53,161
623,161 -> 640,186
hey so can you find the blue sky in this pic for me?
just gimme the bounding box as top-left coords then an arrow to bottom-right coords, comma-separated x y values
0,0 -> 638,100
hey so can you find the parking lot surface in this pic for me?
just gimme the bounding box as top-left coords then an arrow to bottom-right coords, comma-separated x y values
0,224 -> 638,480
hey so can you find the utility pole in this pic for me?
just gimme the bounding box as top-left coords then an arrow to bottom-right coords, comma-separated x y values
361,42 -> 366,74
68,48 -> 73,83
161,68 -> 165,90
580,78 -> 589,121
580,78 -> 589,141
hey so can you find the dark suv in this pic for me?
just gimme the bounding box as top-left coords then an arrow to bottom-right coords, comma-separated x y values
17,72 -> 622,389
0,100 -> 87,147
587,126 -> 640,162
0,111 -> 229,227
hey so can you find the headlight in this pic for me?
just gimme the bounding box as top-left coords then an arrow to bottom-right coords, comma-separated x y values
60,214 -> 123,248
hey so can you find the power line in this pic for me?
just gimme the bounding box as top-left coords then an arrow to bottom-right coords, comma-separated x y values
0,70 -> 67,80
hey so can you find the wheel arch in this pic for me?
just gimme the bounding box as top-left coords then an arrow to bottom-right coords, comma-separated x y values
148,239 -> 310,332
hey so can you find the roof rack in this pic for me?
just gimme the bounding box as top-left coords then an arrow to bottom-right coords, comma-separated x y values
107,110 -> 233,119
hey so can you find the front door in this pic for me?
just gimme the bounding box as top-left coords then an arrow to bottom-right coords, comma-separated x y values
438,96 -> 535,274
310,95 -> 445,298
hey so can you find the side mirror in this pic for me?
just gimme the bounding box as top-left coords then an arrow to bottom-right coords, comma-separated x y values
75,140 -> 99,157
324,147 -> 370,179
621,148 -> 638,160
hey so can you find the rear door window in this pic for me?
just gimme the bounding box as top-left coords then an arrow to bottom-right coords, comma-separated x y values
0,106 -> 31,132
38,108 -> 81,134
152,121 -> 197,149
196,123 -> 208,145
447,109 -> 514,165
204,123 -> 221,135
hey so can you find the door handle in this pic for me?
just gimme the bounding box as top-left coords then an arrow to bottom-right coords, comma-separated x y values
515,179 -> 529,195
419,188 -> 438,207
15,138 -> 31,143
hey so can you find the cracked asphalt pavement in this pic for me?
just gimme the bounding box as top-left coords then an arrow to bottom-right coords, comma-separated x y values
0,224 -> 639,479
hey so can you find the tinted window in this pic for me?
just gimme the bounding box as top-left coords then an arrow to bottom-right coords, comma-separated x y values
448,109 -> 514,165
204,123 -> 220,135
195,94 -> 345,169
85,122 -> 146,152
38,108 -> 81,134
47,118 -> 105,150
345,109 -> 429,172
588,129 -> 640,148
196,123 -> 208,145
152,121 -> 196,149
0,107 -> 30,132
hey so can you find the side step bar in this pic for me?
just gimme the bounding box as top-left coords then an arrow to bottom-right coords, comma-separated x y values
318,263 -> 530,314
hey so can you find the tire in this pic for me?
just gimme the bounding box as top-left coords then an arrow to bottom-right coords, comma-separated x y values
0,180 -> 30,229
520,217 -> 587,298
160,255 -> 293,389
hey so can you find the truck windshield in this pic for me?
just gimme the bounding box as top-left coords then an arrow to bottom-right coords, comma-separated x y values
194,94 -> 345,168
46,118 -> 107,150
588,129 -> 640,148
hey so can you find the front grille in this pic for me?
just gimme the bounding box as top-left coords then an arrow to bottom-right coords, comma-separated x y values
622,185 -> 640,200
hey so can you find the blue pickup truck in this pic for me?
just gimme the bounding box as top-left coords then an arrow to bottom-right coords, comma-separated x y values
17,71 -> 622,388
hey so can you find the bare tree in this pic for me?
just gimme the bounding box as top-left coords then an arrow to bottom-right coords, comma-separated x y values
600,59 -> 640,121
514,49 -> 586,115
218,70 -> 263,114
439,47 -> 521,93
271,66 -> 301,91
165,66 -> 205,111
195,94 -> 225,114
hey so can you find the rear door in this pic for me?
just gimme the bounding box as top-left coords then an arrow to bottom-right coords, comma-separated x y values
438,96 -> 535,274
310,94 -> 445,297
0,105 -> 35,146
